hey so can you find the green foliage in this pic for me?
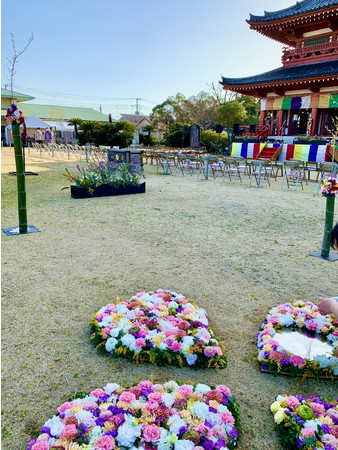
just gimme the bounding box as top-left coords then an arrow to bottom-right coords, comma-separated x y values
63,161 -> 144,193
163,123 -> 190,148
78,120 -> 136,147
238,95 -> 260,125
68,118 -> 83,139
212,101 -> 247,128
200,129 -> 228,154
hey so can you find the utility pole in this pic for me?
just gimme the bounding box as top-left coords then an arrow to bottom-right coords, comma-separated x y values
99,105 -> 102,113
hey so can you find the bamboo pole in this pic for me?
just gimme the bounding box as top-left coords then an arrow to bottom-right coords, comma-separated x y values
321,195 -> 335,257
12,123 -> 27,233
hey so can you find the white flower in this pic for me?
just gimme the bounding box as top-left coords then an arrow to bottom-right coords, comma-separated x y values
168,301 -> 179,309
186,354 -> 198,366
43,416 -> 61,429
174,439 -> 195,450
76,410 -> 95,427
191,401 -> 209,419
158,428 -> 173,450
100,316 -> 112,328
50,421 -> 65,438
104,383 -> 120,395
167,416 -> 187,435
159,342 -> 169,351
97,306 -> 108,315
182,336 -> 194,346
217,404 -> 230,414
121,333 -> 136,350
116,422 -> 141,447
109,328 -> 120,338
105,337 -> 118,353
116,304 -> 129,315
206,411 -> 222,426
126,310 -> 136,320
88,425 -> 103,443
165,381 -> 179,392
162,393 -> 175,407
194,384 -> 211,395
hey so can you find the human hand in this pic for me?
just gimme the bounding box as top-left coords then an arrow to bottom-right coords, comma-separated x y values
317,297 -> 336,315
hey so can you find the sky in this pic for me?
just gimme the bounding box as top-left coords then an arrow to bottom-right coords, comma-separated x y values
1,0 -> 296,119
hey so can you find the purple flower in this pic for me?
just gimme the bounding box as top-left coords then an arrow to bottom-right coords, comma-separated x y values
40,426 -> 51,435
201,439 -> 215,449
95,417 -> 106,426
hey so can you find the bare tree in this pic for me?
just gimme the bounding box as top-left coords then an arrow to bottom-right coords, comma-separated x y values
7,32 -> 34,99
207,81 -> 237,105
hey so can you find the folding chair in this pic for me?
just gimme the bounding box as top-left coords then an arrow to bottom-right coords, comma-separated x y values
249,160 -> 271,187
223,157 -> 242,183
234,156 -> 249,177
208,156 -> 224,178
184,154 -> 201,176
156,152 -> 173,174
281,161 -> 304,191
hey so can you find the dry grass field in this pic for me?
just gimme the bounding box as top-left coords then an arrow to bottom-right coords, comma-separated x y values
1,147 -> 337,449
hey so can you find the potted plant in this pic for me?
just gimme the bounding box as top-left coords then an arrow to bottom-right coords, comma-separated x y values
233,136 -> 259,143
293,136 -> 327,145
64,161 -> 145,199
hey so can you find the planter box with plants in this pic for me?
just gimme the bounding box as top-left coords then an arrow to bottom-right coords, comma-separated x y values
233,137 -> 259,143
64,161 -> 146,199
293,138 -> 327,145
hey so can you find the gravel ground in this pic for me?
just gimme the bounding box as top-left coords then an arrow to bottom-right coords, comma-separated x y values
1,148 -> 337,449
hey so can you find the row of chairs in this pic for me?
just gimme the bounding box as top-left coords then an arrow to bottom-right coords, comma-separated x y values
156,153 -> 337,192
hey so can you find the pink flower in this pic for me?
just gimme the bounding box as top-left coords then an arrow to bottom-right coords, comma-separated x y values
267,340 -> 279,348
203,347 -> 215,357
83,401 -> 98,411
212,347 -> 222,356
308,321 -> 318,330
220,412 -> 235,426
148,392 -> 162,402
119,391 -> 136,404
212,424 -> 227,439
97,313 -> 107,321
178,385 -> 193,397
93,435 -> 115,449
321,434 -> 337,447
135,338 -> 146,348
196,424 -> 208,435
216,385 -> 231,396
145,401 -> 159,413
165,330 -> 175,337
57,401 -> 73,413
178,320 -> 190,330
91,388 -> 106,398
102,327 -> 111,335
268,315 -> 280,324
261,329 -> 273,336
143,424 -> 162,443
60,424 -> 78,439
32,442 -> 49,450
170,341 -> 182,352
139,380 -> 153,389
285,396 -> 300,410
290,354 -> 305,368
301,427 -> 315,437
309,402 -> 325,416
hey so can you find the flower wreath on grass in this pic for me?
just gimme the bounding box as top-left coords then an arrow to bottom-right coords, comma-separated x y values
27,380 -> 241,450
271,394 -> 338,450
256,300 -> 338,378
90,290 -> 227,370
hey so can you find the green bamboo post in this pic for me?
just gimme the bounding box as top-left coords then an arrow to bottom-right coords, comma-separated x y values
321,195 -> 335,257
12,123 -> 27,233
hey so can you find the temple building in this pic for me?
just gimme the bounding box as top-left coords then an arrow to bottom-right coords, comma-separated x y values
220,0 -> 338,138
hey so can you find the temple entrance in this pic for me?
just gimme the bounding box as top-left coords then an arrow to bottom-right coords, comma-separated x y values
289,109 -> 310,135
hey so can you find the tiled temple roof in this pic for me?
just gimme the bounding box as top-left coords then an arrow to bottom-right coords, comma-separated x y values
221,59 -> 338,87
248,0 -> 338,23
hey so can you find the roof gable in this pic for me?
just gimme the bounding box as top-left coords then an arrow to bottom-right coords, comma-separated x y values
1,88 -> 35,102
17,103 -> 108,122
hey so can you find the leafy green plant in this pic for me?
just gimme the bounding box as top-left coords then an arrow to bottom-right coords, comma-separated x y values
63,161 -> 145,194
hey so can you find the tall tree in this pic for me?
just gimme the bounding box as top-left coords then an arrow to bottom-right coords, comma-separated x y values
212,101 -> 247,128
68,118 -> 83,140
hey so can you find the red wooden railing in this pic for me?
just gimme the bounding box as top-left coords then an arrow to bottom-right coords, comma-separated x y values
282,38 -> 338,67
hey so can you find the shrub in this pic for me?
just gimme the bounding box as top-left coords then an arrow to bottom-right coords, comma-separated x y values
201,129 -> 228,154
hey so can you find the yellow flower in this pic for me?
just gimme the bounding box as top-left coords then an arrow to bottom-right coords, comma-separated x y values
319,415 -> 333,426
116,401 -> 131,410
265,323 -> 273,329
209,400 -> 219,410
173,391 -> 185,400
99,402 -> 110,411
270,401 -> 281,413
70,405 -> 83,414
320,326 -> 329,333
180,410 -> 191,420
263,344 -> 273,352
262,335 -> 271,341
274,409 -> 287,424
152,335 -> 165,347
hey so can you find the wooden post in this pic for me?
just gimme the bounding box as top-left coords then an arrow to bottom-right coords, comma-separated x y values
12,123 -> 27,233
321,195 -> 335,257
311,108 -> 319,136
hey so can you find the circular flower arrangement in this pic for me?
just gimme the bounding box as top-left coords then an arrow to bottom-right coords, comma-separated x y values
27,380 -> 241,450
271,394 -> 338,449
256,300 -> 338,378
90,289 -> 227,370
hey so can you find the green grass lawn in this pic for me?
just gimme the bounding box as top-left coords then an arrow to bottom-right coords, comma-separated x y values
1,153 -> 337,449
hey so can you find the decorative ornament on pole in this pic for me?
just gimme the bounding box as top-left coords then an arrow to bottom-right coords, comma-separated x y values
2,104 -> 39,236
310,176 -> 338,261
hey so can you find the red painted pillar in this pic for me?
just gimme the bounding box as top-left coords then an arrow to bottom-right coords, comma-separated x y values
311,108 -> 319,136
260,110 -> 266,127
277,110 -> 283,136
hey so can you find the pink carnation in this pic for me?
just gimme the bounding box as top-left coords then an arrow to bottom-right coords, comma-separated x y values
102,327 -> 111,335
119,391 -> 136,404
60,424 -> 78,439
148,392 -> 163,402
145,401 -> 159,413
268,315 -> 280,324
90,388 -> 105,398
57,401 -> 73,413
285,396 -> 300,410
170,341 -> 182,352
261,329 -> 273,336
220,412 -> 235,426
139,380 -> 153,389
143,424 -> 162,443
321,434 -> 337,447
178,385 -> 193,397
93,435 -> 115,449
135,338 -> 146,348
216,385 -> 231,396
290,354 -> 305,368
83,401 -> 98,411
32,443 -> 49,450
308,321 -> 318,330
309,402 -> 325,416
301,427 -> 315,437
97,313 -> 107,321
